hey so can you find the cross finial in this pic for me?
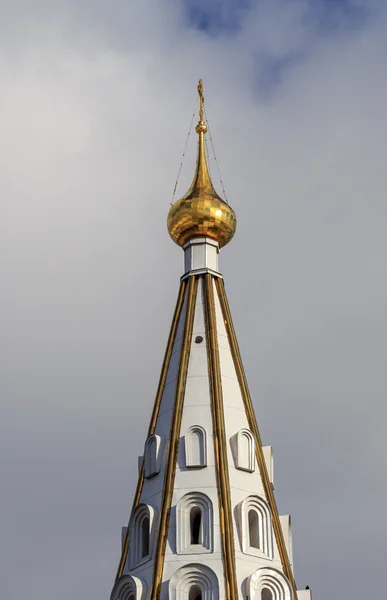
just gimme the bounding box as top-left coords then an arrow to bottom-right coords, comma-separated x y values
198,79 -> 204,121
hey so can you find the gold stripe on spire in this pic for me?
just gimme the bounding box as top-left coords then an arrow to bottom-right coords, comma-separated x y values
203,274 -> 239,600
114,280 -> 186,582
216,278 -> 299,600
150,275 -> 198,600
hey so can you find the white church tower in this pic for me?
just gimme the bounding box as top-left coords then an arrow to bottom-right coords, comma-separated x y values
110,81 -> 312,600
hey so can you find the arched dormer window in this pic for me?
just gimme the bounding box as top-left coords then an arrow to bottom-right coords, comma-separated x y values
231,428 -> 255,472
169,564 -> 219,600
238,495 -> 273,558
185,426 -> 207,468
247,567 -> 292,600
110,574 -> 146,600
176,492 -> 213,554
129,504 -> 156,568
144,434 -> 164,479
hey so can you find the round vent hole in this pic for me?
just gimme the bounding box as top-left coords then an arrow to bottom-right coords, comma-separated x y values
195,335 -> 204,344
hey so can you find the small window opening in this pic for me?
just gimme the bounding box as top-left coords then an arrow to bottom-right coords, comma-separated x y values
190,507 -> 202,544
141,516 -> 150,557
189,584 -> 202,600
146,436 -> 157,477
248,509 -> 259,549
261,588 -> 273,600
195,335 -> 204,344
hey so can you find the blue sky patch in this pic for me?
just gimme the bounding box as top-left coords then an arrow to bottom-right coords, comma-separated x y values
303,0 -> 371,35
183,0 -> 371,36
184,0 -> 253,35
254,50 -> 306,98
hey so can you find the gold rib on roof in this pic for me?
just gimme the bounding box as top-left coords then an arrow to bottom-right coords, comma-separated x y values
149,275 -> 198,600
216,278 -> 299,600
114,280 -> 186,582
203,274 -> 239,600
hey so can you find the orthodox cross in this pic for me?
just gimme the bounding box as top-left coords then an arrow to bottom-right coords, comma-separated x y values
198,79 -> 204,121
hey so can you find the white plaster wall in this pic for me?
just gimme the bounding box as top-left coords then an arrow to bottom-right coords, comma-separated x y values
122,288 -> 189,584
161,277 -> 225,600
120,276 -> 296,600
213,280 -> 285,592
279,515 -> 293,572
183,238 -> 219,275
262,446 -> 274,486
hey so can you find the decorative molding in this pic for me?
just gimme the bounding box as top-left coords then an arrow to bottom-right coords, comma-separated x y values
231,428 -> 255,472
237,495 -> 274,559
246,567 -> 292,600
144,434 -> 164,479
111,575 -> 147,600
169,563 -> 219,600
181,267 -> 223,282
185,426 -> 207,468
129,503 -> 156,569
176,491 -> 213,554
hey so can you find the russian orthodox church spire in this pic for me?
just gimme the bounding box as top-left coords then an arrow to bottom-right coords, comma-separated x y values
110,82 -> 311,600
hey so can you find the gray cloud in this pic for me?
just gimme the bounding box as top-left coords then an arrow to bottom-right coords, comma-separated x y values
1,1 -> 387,598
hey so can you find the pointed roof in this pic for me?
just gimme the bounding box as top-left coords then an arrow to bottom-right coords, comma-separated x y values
111,82 -> 310,600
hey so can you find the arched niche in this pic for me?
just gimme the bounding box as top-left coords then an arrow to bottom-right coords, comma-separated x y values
128,503 -> 156,568
169,563 -> 219,600
110,574 -> 146,600
185,426 -> 207,468
246,567 -> 292,600
237,495 -> 274,558
144,434 -> 164,479
231,428 -> 255,472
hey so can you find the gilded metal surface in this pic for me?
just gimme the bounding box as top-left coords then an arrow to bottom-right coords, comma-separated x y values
216,278 -> 299,600
203,274 -> 239,600
198,79 -> 205,122
150,276 -> 198,600
167,81 -> 236,249
115,280 -> 187,582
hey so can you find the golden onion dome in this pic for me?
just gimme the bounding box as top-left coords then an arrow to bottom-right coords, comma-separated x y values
167,81 -> 236,249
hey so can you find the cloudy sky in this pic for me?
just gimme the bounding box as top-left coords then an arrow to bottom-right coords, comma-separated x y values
1,0 -> 387,598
